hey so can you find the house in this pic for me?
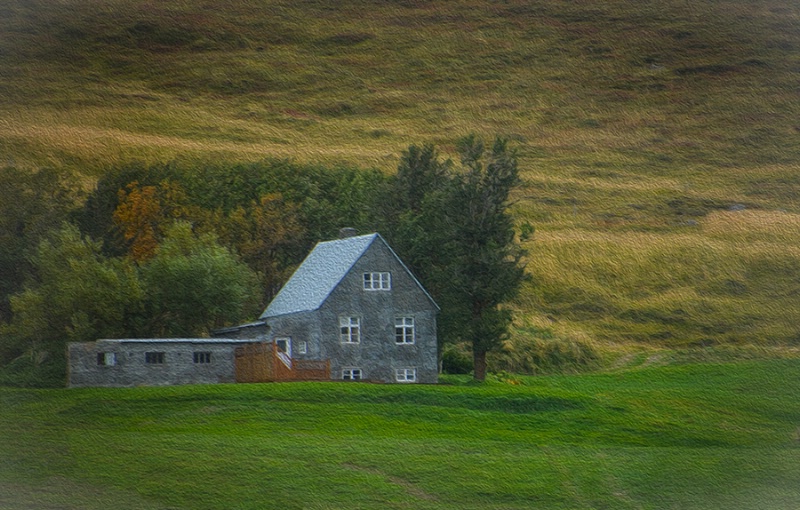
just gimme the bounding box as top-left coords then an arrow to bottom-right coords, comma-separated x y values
67,231 -> 439,387
260,231 -> 438,383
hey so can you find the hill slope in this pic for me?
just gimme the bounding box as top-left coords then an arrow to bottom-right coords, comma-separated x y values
1,0 -> 799,349
2,0 -> 798,171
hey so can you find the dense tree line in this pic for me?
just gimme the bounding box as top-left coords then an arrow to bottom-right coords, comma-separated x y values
0,136 -> 525,385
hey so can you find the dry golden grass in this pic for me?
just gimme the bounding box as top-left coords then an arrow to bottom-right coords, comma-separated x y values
2,0 -> 799,350
517,209 -> 800,347
703,210 -> 800,244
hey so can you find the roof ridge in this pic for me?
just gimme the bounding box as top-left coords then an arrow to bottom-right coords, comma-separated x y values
316,232 -> 377,245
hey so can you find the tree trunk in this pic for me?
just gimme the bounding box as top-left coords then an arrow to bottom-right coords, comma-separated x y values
473,349 -> 487,381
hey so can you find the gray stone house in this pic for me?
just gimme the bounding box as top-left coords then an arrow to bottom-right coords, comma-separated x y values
256,231 -> 439,384
67,232 -> 439,387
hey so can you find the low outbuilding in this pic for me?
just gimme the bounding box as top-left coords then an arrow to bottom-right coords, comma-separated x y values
67,338 -> 258,387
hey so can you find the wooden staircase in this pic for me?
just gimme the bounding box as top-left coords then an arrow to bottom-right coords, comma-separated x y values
235,342 -> 330,383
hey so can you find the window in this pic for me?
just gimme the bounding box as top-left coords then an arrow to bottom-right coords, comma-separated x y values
395,317 -> 415,344
193,352 -> 211,364
363,272 -> 391,290
340,317 -> 361,343
145,351 -> 165,364
97,352 -> 116,366
297,341 -> 308,355
395,368 -> 416,383
275,338 -> 291,357
342,368 -> 362,381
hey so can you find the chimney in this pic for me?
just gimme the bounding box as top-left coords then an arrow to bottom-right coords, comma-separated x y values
339,227 -> 358,239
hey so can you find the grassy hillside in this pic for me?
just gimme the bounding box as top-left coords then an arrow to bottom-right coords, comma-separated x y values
2,360 -> 800,509
2,0 -> 798,171
1,0 -> 799,349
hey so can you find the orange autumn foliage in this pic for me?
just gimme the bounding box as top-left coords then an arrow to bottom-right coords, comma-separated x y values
112,180 -> 201,263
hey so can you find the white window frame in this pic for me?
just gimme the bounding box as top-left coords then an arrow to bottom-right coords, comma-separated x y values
97,352 -> 116,366
340,317 -> 361,344
297,341 -> 307,355
363,272 -> 391,291
395,317 -> 415,344
342,368 -> 362,381
395,368 -> 416,383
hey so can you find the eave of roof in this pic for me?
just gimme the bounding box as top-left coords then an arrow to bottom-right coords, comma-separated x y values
380,235 -> 440,311
93,338 -> 260,344
211,321 -> 267,336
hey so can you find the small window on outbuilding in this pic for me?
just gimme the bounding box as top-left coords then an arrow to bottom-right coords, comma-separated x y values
275,338 -> 291,357
193,352 -> 211,364
297,341 -> 308,355
145,351 -> 165,364
97,352 -> 116,366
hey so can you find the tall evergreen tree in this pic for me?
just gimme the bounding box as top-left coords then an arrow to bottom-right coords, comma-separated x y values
385,136 -> 527,381
445,135 -> 527,380
0,167 -> 81,321
380,144 -> 452,279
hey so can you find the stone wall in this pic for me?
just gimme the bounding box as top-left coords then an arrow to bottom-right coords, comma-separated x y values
67,339 -> 257,387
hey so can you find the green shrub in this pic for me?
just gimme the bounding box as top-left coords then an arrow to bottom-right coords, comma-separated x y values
0,350 -> 66,388
441,343 -> 474,374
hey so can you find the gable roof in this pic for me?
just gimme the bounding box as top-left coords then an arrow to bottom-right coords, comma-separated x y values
260,233 -> 377,318
260,233 -> 437,319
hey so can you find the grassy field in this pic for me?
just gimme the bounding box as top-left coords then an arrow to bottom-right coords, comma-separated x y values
1,359 -> 799,509
1,0 -> 799,349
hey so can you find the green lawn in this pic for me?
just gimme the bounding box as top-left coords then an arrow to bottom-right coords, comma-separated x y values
2,360 -> 799,509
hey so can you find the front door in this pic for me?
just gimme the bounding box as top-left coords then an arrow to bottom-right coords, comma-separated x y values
275,337 -> 291,358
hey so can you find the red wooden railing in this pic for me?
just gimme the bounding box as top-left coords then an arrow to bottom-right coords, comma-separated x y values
235,342 -> 330,383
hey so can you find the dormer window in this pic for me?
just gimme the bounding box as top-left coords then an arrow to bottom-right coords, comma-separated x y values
363,272 -> 391,290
